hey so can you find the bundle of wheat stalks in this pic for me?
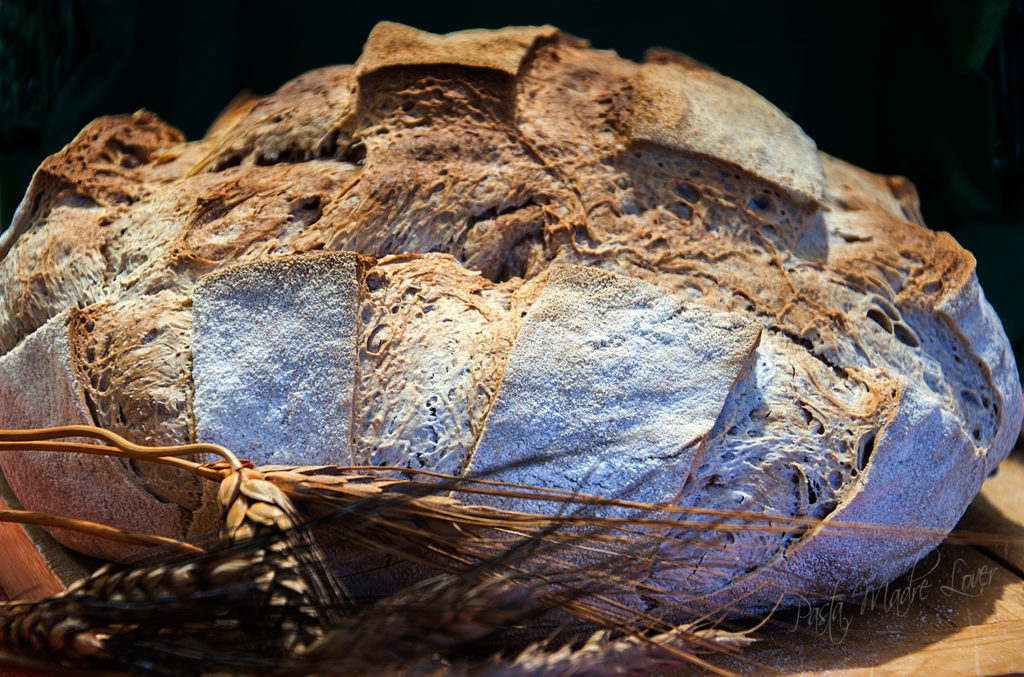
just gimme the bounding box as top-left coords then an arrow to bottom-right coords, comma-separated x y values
2,426 -> 1013,676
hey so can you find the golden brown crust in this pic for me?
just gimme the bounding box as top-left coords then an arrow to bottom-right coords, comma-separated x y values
355,22 -> 561,78
628,61 -> 825,204
0,112 -> 184,259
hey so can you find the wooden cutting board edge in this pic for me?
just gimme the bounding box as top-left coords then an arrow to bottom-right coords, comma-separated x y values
0,467 -> 94,600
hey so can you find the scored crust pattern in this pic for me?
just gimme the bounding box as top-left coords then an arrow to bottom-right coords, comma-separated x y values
0,22 -> 1019,608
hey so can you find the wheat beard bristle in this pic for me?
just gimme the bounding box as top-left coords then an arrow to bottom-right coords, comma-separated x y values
14,426 -> 974,676
245,465 -> 769,677
10,452 -> 1012,677
1,463 -> 763,676
0,429 -> 835,676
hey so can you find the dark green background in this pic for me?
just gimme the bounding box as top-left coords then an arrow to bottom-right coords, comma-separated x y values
2,0 -> 1021,375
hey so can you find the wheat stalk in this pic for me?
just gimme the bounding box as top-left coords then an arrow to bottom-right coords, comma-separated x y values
1,426 -> 1019,675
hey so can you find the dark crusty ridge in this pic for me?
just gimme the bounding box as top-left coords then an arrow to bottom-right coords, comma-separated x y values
0,22 -> 1019,608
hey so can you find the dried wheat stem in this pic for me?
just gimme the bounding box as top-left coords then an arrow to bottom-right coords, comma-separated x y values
0,425 -> 242,473
0,428 -> 985,547
0,508 -> 202,554
0,440 -> 223,479
329,464 -> 986,544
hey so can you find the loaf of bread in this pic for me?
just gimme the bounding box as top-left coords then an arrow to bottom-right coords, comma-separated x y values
0,22 -> 1019,611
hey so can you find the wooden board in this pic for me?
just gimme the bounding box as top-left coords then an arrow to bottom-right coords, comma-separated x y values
0,514 -> 64,601
0,468 -> 95,600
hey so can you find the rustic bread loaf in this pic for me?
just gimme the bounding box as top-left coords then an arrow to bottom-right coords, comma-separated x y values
0,22 -> 1019,610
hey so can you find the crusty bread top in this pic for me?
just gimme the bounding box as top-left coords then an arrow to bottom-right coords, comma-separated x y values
0,22 -> 1019,608
629,61 -> 825,204
356,21 -> 560,77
